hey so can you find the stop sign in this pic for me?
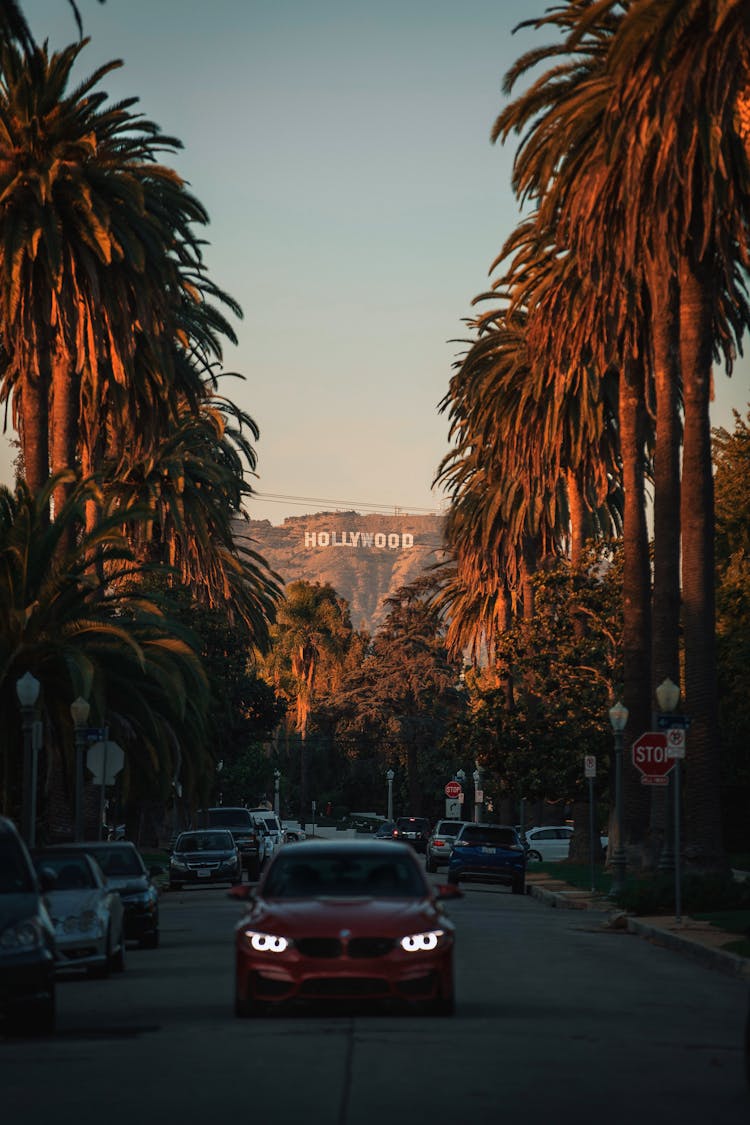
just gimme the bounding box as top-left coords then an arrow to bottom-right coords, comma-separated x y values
631,732 -> 674,785
445,780 -> 462,799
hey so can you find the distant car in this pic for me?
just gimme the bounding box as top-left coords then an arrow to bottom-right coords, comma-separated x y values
447,823 -> 526,894
230,839 -> 460,1017
0,816 -> 56,1035
392,817 -> 431,853
425,820 -> 471,872
249,810 -> 285,861
31,849 -> 126,977
195,807 -> 262,879
521,825 -> 608,863
58,842 -> 162,949
373,820 -> 396,840
282,821 -> 307,843
168,830 -> 241,890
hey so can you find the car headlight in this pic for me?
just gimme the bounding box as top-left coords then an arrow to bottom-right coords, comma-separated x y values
243,930 -> 289,953
400,929 -> 444,952
0,918 -> 45,950
170,859 -> 188,871
122,890 -> 156,905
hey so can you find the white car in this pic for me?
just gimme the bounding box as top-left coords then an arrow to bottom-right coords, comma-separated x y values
32,849 -> 126,977
249,809 -> 285,861
522,825 -> 607,862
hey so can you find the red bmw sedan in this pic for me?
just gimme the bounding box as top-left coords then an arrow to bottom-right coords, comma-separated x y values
230,839 -> 460,1017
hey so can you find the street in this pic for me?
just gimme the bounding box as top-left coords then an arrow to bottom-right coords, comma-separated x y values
2,876 -> 748,1125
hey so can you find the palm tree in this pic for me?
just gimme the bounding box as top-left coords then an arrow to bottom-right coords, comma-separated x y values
0,36 -> 206,523
0,473 -> 209,830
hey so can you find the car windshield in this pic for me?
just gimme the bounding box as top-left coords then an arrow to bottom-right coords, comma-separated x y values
176,832 -> 233,852
206,810 -> 253,830
85,846 -> 145,877
396,818 -> 428,829
437,822 -> 463,836
261,817 -> 280,831
0,836 -> 34,893
263,852 -> 427,899
34,855 -> 96,889
460,826 -> 518,847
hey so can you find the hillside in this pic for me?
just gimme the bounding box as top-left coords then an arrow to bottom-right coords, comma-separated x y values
234,511 -> 447,633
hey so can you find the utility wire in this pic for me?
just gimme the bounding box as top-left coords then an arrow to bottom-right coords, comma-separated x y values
248,490 -> 445,517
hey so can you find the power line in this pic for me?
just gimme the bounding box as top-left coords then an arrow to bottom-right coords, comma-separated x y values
248,490 -> 445,517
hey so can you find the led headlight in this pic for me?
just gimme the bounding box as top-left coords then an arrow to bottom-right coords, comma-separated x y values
400,929 -> 444,952
0,918 -> 43,950
244,930 -> 289,953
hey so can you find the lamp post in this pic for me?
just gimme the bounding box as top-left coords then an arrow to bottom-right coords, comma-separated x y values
655,677 -> 682,923
473,768 -> 482,823
274,769 -> 281,817
386,769 -> 394,821
608,700 -> 629,897
456,768 -> 466,817
16,672 -> 40,846
70,696 -> 90,842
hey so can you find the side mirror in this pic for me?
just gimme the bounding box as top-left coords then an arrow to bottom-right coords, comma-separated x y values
434,883 -> 463,901
227,883 -> 255,901
38,866 -> 58,892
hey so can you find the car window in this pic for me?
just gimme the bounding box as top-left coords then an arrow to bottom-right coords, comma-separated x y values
205,809 -> 253,830
85,845 -> 145,877
395,818 -> 429,829
437,822 -> 463,836
34,855 -> 96,889
534,829 -> 557,841
177,832 -> 233,851
0,835 -> 34,893
263,853 -> 427,898
460,826 -> 518,847
555,828 -> 574,839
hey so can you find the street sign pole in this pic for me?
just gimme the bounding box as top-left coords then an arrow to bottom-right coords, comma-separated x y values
674,759 -> 682,924
584,756 -> 597,893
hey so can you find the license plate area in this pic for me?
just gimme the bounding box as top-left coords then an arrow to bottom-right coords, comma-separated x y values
197,869 -> 212,877
481,846 -> 497,854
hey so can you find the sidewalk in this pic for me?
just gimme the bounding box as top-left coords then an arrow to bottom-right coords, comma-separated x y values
525,870 -> 750,981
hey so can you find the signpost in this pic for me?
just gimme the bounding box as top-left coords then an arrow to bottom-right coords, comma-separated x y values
87,737 -> 124,840
584,756 -> 596,892
631,732 -> 674,785
444,780 -> 462,799
445,779 -> 463,819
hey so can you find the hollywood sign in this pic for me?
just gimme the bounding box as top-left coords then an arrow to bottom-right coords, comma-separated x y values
304,531 -> 414,550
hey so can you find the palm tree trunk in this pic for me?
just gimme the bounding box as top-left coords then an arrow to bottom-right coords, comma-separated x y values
50,351 -> 78,549
566,467 -> 589,566
18,369 -> 50,500
619,360 -> 651,846
678,257 -> 724,869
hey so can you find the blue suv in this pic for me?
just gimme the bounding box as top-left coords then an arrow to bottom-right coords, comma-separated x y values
447,823 -> 526,894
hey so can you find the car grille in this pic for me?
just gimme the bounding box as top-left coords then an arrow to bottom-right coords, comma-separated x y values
299,978 -> 389,997
293,936 -> 396,959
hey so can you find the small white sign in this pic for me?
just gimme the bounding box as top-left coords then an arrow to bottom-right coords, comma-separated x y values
584,755 -> 597,778
474,789 -> 484,802
666,728 -> 686,759
445,798 -> 462,818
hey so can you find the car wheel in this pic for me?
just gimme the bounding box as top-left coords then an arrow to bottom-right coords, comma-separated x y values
87,957 -> 111,980
425,855 -> 436,873
248,858 -> 261,881
447,870 -> 459,885
140,928 -> 160,950
169,881 -> 183,891
527,850 -> 543,862
512,877 -> 525,895
111,931 -> 126,972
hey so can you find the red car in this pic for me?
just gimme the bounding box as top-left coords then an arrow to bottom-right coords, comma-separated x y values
230,839 -> 459,1017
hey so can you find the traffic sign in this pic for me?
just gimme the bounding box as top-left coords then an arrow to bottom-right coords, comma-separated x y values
631,732 -> 674,785
445,780 -> 462,799
584,755 -> 596,778
87,741 -> 124,785
665,727 -> 686,759
656,713 -> 691,730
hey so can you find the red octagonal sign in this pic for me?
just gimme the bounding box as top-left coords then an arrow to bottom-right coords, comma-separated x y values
445,780 -> 462,799
631,732 -> 674,785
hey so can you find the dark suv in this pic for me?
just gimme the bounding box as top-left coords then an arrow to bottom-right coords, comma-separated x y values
0,817 -> 56,1035
392,817 -> 431,853
196,808 -> 262,880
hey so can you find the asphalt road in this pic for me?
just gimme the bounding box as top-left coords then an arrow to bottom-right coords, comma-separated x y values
2,874 -> 748,1125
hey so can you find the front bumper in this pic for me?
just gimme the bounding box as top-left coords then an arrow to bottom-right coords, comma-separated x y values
0,952 -> 55,1010
449,857 -> 524,884
170,865 -> 241,886
236,942 -> 452,1006
120,895 -> 159,939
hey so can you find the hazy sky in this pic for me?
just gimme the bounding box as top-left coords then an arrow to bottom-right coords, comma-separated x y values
6,0 -> 749,523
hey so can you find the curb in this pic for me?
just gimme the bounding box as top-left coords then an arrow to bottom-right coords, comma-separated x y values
626,917 -> 750,981
529,883 -> 750,981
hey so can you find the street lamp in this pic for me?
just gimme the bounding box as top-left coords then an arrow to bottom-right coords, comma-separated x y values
274,769 -> 281,817
608,700 -> 629,897
655,677 -> 682,923
473,768 -> 482,823
16,672 -> 40,846
386,769 -> 394,821
70,695 -> 90,842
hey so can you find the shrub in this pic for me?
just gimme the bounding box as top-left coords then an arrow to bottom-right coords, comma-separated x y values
615,872 -> 750,915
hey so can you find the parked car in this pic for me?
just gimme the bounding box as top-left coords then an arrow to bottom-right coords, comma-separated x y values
521,825 -> 608,863
447,823 -> 526,894
58,842 -> 161,948
392,817 -> 431,853
249,809 -> 284,861
168,830 -> 241,890
230,839 -> 460,1017
282,821 -> 307,843
373,820 -> 396,840
31,849 -> 125,977
0,817 -> 56,1035
425,819 -> 471,872
195,807 -> 262,879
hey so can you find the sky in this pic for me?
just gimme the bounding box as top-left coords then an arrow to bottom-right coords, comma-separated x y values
6,0 -> 749,524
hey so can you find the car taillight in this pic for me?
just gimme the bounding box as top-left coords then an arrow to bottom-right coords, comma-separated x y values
434,840 -> 445,848
392,830 -> 399,838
